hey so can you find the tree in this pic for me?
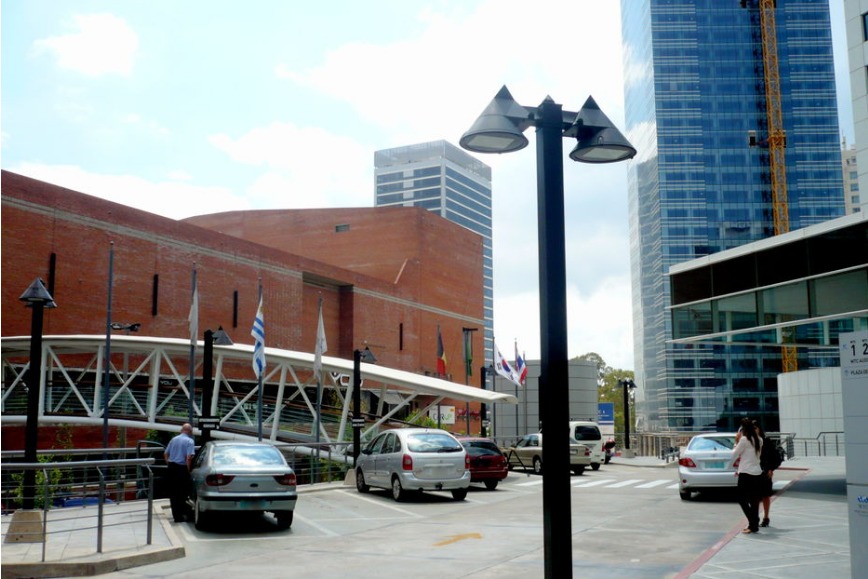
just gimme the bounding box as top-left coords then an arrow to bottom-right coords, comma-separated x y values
575,353 -> 635,435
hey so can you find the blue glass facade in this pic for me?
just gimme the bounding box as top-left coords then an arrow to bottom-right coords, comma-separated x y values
621,0 -> 845,432
374,141 -> 494,359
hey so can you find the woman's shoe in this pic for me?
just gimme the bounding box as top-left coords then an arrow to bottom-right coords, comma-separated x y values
760,518 -> 770,527
742,527 -> 758,534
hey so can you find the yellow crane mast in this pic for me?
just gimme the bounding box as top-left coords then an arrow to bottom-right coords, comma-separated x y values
743,0 -> 797,371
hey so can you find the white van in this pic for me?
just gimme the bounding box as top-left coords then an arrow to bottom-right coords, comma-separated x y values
569,421 -> 604,471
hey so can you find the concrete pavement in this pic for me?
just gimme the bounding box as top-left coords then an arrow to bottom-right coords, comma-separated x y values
1,456 -> 850,578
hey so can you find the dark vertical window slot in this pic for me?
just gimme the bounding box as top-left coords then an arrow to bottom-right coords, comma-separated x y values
48,253 -> 57,297
233,290 -> 239,328
399,323 -> 404,351
152,274 -> 159,315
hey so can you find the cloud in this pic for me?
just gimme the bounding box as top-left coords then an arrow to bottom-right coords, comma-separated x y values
7,163 -> 248,220
494,275 -> 634,371
209,122 -> 373,207
33,13 -> 138,77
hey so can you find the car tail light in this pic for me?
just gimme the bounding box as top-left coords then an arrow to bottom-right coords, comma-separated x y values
678,457 -> 696,468
584,447 -> 591,456
273,473 -> 297,486
402,454 -> 413,471
205,473 -> 235,486
465,454 -> 470,469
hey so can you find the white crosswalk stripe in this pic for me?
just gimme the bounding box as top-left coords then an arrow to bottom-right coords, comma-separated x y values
572,479 -> 616,488
605,479 -> 645,488
635,479 -> 673,489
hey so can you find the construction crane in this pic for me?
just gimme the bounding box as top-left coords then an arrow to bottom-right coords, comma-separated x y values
742,0 -> 797,372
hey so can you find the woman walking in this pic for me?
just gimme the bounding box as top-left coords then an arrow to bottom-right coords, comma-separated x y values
732,418 -> 763,534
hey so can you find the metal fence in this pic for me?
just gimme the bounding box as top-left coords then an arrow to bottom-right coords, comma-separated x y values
0,457 -> 155,562
789,431 -> 845,457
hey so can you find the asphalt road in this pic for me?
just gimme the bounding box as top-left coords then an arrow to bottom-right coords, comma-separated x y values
103,463 -> 800,578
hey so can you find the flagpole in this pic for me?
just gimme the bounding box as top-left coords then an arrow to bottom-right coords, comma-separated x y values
102,242 -> 114,459
256,281 -> 263,441
314,295 -> 324,483
188,265 -> 197,425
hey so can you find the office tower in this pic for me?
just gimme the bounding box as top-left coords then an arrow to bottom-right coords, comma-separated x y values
842,139 -> 861,213
844,0 -> 867,213
374,140 -> 494,360
621,0 -> 845,432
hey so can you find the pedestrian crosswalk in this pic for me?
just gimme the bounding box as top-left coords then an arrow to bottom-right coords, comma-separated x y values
514,477 -> 789,492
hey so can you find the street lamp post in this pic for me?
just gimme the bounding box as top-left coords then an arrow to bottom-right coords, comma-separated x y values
460,86 -> 635,579
619,378 -> 637,453
201,326 -> 233,443
352,347 -> 377,467
19,278 -> 57,510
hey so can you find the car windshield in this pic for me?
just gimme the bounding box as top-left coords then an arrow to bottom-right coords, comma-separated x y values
689,436 -> 736,451
212,445 -> 286,467
406,433 -> 462,453
573,426 -> 601,441
462,441 -> 501,456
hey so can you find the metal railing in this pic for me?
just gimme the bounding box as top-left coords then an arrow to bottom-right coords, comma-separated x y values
790,431 -> 845,457
1,457 -> 155,562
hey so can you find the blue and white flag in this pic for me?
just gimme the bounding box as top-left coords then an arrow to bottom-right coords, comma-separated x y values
251,295 -> 265,379
494,341 -> 521,387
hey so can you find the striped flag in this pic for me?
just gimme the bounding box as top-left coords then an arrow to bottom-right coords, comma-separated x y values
251,294 -> 265,379
515,342 -> 528,385
436,325 -> 447,377
314,297 -> 328,383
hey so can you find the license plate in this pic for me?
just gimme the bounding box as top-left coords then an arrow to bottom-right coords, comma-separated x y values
705,461 -> 725,469
240,499 -> 266,509
570,448 -> 578,455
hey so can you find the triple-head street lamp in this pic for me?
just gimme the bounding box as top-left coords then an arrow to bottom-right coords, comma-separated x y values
460,85 -> 635,579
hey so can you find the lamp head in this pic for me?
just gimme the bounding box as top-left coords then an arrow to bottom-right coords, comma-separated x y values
459,85 -> 530,154
360,346 -> 377,364
566,96 -> 636,164
19,278 -> 57,308
212,325 -> 234,346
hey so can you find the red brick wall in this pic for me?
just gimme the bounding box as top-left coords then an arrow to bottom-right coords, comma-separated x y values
2,171 -> 486,432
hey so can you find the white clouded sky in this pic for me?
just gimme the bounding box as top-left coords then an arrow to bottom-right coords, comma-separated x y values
1,1 -> 855,371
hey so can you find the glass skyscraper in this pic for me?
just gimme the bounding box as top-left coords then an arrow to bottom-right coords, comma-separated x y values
621,0 -> 845,432
374,140 -> 494,359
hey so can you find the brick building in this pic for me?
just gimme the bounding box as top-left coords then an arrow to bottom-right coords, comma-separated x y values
1,171 -> 485,412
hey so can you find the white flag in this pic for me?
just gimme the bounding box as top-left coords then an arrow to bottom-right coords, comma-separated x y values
188,283 -> 199,345
314,298 -> 328,383
494,342 -> 522,387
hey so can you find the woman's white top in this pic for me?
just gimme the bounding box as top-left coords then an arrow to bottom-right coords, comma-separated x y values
732,436 -> 763,475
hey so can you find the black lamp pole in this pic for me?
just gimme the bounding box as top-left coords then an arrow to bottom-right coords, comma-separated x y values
621,378 -> 636,450
19,278 -> 56,510
352,348 -> 362,467
460,86 -> 635,579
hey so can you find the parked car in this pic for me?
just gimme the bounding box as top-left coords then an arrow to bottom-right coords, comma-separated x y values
187,441 -> 298,530
677,432 -> 738,500
355,428 -> 471,501
569,421 -> 605,470
458,437 -> 509,490
506,432 -> 591,475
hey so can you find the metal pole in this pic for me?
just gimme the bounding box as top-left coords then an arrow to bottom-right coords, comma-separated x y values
103,243 -> 114,458
202,329 -> 214,443
353,349 -> 362,467
188,268 -> 197,425
22,302 -> 45,510
480,365 -> 487,437
535,97 -> 572,577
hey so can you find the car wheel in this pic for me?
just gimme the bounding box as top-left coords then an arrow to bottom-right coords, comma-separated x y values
484,480 -> 498,490
391,476 -> 405,502
532,456 -> 543,475
679,490 -> 692,501
591,462 -> 601,471
572,465 -> 585,475
275,510 -> 293,529
194,496 -> 209,531
356,468 -> 370,493
452,488 -> 468,501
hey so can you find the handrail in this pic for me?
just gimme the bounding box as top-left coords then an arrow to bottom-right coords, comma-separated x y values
3,457 -> 155,469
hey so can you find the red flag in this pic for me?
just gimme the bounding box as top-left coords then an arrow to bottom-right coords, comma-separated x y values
436,325 -> 447,377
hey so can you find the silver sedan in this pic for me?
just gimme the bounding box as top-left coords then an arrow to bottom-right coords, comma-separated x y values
187,441 -> 298,530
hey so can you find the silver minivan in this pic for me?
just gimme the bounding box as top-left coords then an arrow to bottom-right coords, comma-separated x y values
355,428 -> 471,501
